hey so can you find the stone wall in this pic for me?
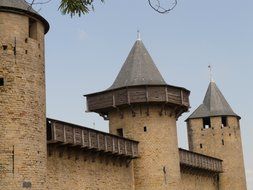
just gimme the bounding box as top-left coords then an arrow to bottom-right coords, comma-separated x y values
187,116 -> 247,190
181,170 -> 218,190
46,148 -> 135,190
0,12 -> 47,189
108,105 -> 181,190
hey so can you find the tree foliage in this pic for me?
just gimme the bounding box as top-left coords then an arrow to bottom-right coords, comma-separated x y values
59,0 -> 104,17
26,0 -> 177,17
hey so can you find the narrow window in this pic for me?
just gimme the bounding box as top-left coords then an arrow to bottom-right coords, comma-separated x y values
117,128 -> 123,137
29,18 -> 37,40
203,117 -> 211,129
222,116 -> 227,127
200,144 -> 203,149
222,139 -> 225,145
144,126 -> 147,132
0,78 -> 4,86
2,45 -> 7,51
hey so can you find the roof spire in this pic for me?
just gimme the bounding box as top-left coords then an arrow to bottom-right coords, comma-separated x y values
187,81 -> 239,120
208,65 -> 215,82
108,37 -> 166,90
137,30 -> 141,41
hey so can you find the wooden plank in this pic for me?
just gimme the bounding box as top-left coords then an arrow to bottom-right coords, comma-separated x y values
53,123 -> 56,141
88,131 -> 91,148
73,128 -> 76,145
105,135 -> 108,151
63,125 -> 66,143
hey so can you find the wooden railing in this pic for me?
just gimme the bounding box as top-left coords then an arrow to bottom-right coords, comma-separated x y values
86,85 -> 190,113
47,118 -> 139,158
179,148 -> 223,173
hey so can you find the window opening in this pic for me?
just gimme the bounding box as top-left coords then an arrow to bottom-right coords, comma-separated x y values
144,126 -> 147,132
29,18 -> 37,40
222,139 -> 225,145
2,45 -> 7,51
117,128 -> 123,137
222,116 -> 227,127
0,78 -> 4,86
203,117 -> 211,129
200,144 -> 203,149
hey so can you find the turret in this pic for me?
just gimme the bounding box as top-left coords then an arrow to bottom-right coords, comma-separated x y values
86,37 -> 190,189
0,0 -> 49,189
186,81 -> 247,190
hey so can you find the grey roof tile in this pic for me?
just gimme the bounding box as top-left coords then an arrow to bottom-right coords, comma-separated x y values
108,40 -> 167,90
0,0 -> 49,33
187,81 -> 239,119
0,0 -> 37,14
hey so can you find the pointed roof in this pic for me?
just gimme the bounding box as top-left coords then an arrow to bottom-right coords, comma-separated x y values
108,40 -> 167,90
187,81 -> 239,120
0,0 -> 49,33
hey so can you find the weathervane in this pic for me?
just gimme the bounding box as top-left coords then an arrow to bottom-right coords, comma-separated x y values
137,30 -> 141,41
208,65 -> 214,82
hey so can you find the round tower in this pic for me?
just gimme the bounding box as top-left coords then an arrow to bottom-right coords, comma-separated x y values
186,81 -> 247,190
86,38 -> 190,189
0,1 -> 49,189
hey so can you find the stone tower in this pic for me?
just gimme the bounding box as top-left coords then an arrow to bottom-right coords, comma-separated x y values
86,38 -> 190,189
0,1 -> 49,189
186,81 -> 247,190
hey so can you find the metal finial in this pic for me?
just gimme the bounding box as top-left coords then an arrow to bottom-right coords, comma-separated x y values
137,30 -> 141,41
208,65 -> 214,82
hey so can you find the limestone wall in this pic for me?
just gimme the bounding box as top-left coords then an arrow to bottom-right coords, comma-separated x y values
0,12 -> 47,189
109,105 -> 181,190
181,171 -> 218,190
187,116 -> 247,190
46,148 -> 135,190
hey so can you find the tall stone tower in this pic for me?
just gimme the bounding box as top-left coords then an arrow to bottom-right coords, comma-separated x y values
86,38 -> 190,189
0,1 -> 49,189
186,81 -> 247,190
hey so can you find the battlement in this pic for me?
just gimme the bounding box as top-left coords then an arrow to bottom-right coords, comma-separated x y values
179,148 -> 223,173
47,118 -> 139,159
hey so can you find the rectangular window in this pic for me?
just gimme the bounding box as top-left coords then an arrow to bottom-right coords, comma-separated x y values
117,128 -> 123,137
222,116 -> 227,127
29,18 -> 37,40
203,117 -> 211,129
0,78 -> 4,86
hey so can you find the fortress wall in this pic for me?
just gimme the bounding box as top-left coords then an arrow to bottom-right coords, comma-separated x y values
0,12 -> 47,189
108,105 -> 181,190
187,117 -> 247,190
46,149 -> 135,190
181,171 -> 218,190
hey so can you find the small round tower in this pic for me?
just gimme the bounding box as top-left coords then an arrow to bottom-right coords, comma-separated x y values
186,81 -> 247,190
0,1 -> 49,189
86,38 -> 190,189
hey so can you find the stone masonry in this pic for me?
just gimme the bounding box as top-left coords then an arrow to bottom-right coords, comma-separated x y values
0,11 -> 47,189
0,1 -> 247,189
187,116 -> 247,190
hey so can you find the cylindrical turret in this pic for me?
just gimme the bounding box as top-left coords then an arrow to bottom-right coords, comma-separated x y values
0,1 -> 49,189
86,39 -> 190,189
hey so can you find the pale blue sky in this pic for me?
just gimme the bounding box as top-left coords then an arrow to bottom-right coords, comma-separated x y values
35,0 -> 252,188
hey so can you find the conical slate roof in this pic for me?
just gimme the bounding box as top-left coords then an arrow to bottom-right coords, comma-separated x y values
108,39 -> 167,90
187,81 -> 239,119
0,0 -> 49,33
